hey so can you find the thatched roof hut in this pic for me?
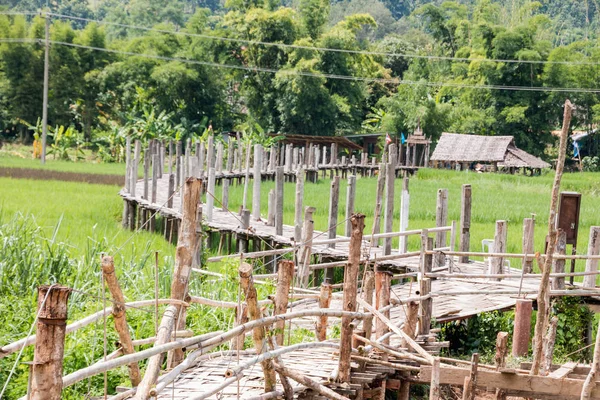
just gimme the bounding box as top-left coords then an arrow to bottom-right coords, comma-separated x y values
430,133 -> 550,170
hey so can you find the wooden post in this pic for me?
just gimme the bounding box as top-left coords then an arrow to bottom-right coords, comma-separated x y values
253,144 -> 263,221
166,177 -> 201,369
222,176 -> 230,211
344,175 -> 356,237
242,143 -> 251,210
401,301 -> 419,347
239,262 -> 277,392
372,163 -> 386,245
285,144 -> 292,172
531,100 -> 573,376
418,235 -> 433,336
131,140 -> 141,197
206,167 -> 215,222
316,282 -> 332,341
267,189 -> 275,227
552,229 -> 567,290
512,299 -> 533,357
490,220 -> 508,278
430,357 -> 441,400
207,135 -> 214,169
459,184 -> 472,263
435,189 -> 448,267
29,285 -> 71,400
361,271 -> 375,342
522,218 -> 535,273
383,163 -> 395,255
143,150 -> 149,201
583,226 -> 600,288
297,207 -> 316,288
375,268 -> 391,346
101,256 -> 141,386
274,260 -> 294,345
240,209 -> 250,253
275,166 -> 284,236
494,332 -> 509,400
338,213 -> 365,383
327,176 -> 341,248
151,153 -> 158,204
399,176 -> 410,254
294,168 -> 304,241
175,140 -> 182,185
541,316 -> 559,376
462,353 -> 478,400
216,142 -> 223,174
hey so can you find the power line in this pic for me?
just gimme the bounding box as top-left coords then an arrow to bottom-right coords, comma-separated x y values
1,38 -> 600,93
45,11 -> 600,67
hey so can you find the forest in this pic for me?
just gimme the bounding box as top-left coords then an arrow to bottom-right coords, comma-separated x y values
1,0 -> 600,158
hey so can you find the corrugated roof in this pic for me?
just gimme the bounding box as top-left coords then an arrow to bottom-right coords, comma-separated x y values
430,133 -> 513,162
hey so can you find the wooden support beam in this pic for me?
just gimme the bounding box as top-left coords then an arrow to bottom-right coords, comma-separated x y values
375,268 -> 391,346
274,260 -> 294,345
338,213 -> 365,382
542,316 -> 558,376
239,262 -> 277,392
362,270 -> 375,343
328,176 -> 341,249
30,285 -> 71,400
206,167 -> 215,222
298,206 -> 316,288
430,357 -> 441,400
101,256 -> 141,387
459,184 -> 472,263
419,234 -> 433,336
512,299 -> 533,357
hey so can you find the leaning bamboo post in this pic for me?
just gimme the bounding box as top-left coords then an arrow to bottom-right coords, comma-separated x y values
541,316 -> 558,376
494,332 -> 509,400
582,317 -> 600,400
375,267 -> 391,346
298,206 -> 316,288
134,306 -> 178,400
338,213 -> 365,383
490,220 -> 507,279
167,177 -> 201,369
316,282 -> 333,341
398,176 -> 410,253
253,144 -> 263,221
512,299 -> 533,357
459,184 -> 472,263
239,262 -> 277,392
552,229 -> 567,290
294,168 -> 304,241
531,100 -> 572,376
435,189 -> 448,267
362,271 -> 375,342
523,218 -> 535,273
29,285 -> 71,400
383,163 -> 395,255
344,175 -> 356,237
371,163 -> 386,245
274,260 -> 294,345
273,362 -> 350,400
583,226 -> 600,288
101,256 -> 141,386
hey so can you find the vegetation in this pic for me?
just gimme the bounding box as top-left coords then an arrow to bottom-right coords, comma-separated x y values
1,0 -> 600,160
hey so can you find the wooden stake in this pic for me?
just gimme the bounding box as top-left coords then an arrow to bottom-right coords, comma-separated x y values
383,163 -> 395,255
418,235 -> 433,336
294,168 -> 304,241
435,189 -> 448,267
344,176 -> 356,237
401,301 -> 419,348
362,271 -> 375,342
206,167 -> 215,222
101,256 -> 141,386
253,144 -> 263,221
274,260 -> 294,345
275,166 -> 284,236
372,163 -> 386,245
541,316 -> 558,376
584,227 -> 600,288
30,285 -> 71,400
512,299 -> 533,357
267,189 -> 275,227
490,220 -> 508,279
316,282 -> 333,341
582,316 -> 600,399
459,184 -> 472,263
430,357 -> 441,400
523,218 -> 535,273
494,332 -> 509,399
327,176 -> 341,248
298,206 -> 316,288
375,268 -> 391,346
399,176 -> 410,253
338,213 -> 365,382
531,100 -> 573,376
239,262 -> 277,392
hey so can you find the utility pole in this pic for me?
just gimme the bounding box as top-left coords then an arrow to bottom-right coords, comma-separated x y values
40,12 -> 50,165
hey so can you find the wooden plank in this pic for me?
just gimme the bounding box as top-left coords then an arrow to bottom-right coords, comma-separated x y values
549,362 -> 578,379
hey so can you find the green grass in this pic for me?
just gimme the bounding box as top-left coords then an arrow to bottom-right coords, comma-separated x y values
0,144 -> 127,175
212,168 -> 600,275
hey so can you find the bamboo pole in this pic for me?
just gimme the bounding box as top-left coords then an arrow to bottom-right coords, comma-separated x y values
274,260 -> 295,345
316,282 -> 333,341
239,261 -> 277,392
29,285 -> 71,400
531,99 -> 573,376
338,213 -> 365,382
168,177 -> 202,369
101,256 -> 141,386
